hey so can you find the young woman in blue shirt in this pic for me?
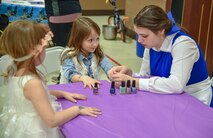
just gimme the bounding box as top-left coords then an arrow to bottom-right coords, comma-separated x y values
109,5 -> 212,105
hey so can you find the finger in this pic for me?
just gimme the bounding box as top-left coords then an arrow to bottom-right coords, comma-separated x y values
76,95 -> 87,100
115,81 -> 121,88
80,94 -> 88,99
89,84 -> 93,89
88,113 -> 98,117
83,84 -> 87,88
73,95 -> 83,99
90,109 -> 102,115
96,81 -> 102,85
92,108 -> 102,112
69,97 -> 77,103
112,78 -> 121,82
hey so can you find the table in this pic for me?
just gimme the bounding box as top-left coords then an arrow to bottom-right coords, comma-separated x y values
49,80 -> 213,138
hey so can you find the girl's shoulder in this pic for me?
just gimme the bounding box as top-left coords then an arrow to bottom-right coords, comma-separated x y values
61,47 -> 76,58
20,75 -> 42,86
63,47 -> 74,53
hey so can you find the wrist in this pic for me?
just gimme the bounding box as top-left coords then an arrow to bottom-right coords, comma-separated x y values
79,75 -> 83,82
78,106 -> 84,110
78,106 -> 84,114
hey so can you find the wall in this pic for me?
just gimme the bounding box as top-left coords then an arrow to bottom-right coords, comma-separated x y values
80,0 -> 125,10
80,0 -> 166,32
180,0 -> 213,76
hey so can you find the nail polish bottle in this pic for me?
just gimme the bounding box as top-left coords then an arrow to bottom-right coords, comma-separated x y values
110,81 -> 116,95
126,80 -> 131,94
93,83 -> 99,95
131,80 -> 137,94
120,81 -> 126,94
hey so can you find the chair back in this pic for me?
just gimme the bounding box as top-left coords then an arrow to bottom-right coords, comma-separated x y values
0,55 -> 13,86
37,46 -> 64,76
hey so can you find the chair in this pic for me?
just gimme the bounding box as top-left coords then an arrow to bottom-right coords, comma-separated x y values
37,46 -> 64,84
0,55 -> 13,86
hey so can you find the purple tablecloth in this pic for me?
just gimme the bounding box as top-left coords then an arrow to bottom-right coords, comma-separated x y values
49,80 -> 213,138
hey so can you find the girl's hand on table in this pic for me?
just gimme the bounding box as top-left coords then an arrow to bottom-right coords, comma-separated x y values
78,106 -> 102,117
64,93 -> 87,103
80,76 -> 102,89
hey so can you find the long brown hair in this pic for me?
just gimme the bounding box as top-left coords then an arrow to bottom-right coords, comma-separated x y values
134,5 -> 173,34
0,20 -> 48,79
61,17 -> 104,65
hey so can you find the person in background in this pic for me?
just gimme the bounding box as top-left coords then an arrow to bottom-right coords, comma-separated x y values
44,0 -> 82,47
109,5 -> 212,105
0,13 -> 9,57
60,17 -> 113,89
0,20 -> 101,138
0,14 -> 9,36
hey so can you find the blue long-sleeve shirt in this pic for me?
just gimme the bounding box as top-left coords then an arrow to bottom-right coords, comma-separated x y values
61,52 -> 113,82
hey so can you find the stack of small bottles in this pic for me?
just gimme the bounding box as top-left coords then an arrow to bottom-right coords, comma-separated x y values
110,80 -> 137,95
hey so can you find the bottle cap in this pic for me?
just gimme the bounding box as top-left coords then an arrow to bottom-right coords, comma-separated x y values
132,80 -> 136,87
111,81 -> 115,88
127,80 -> 131,87
121,81 -> 125,87
94,82 -> 98,88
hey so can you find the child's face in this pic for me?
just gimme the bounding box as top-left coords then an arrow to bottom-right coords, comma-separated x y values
34,32 -> 53,66
33,41 -> 46,66
81,28 -> 100,56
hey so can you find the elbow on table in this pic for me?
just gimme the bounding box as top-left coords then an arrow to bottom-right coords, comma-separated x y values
170,83 -> 184,94
167,76 -> 185,94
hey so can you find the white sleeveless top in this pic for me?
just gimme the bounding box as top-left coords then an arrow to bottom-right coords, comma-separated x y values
0,75 -> 64,138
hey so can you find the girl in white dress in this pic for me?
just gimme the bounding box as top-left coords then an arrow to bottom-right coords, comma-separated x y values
0,20 -> 101,138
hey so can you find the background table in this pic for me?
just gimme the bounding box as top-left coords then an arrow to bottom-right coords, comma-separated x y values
49,80 -> 213,138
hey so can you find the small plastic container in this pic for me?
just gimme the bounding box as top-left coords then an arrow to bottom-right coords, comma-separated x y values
102,25 -> 117,40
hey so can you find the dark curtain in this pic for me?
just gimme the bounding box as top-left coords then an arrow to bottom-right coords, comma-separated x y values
171,0 -> 184,24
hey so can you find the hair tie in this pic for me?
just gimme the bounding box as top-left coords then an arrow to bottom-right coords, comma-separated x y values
12,54 -> 34,62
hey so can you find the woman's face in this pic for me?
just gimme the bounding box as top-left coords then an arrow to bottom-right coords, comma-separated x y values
134,26 -> 165,49
81,28 -> 100,57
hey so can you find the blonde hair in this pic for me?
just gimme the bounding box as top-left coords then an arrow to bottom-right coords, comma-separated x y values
0,20 -> 48,79
61,17 -> 104,65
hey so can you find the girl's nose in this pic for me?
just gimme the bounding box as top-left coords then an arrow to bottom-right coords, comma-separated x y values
93,40 -> 99,46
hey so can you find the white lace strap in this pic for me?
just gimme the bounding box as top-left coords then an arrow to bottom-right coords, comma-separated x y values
7,77 -> 15,113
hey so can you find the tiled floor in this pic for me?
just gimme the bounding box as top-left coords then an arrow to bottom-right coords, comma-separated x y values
90,16 -> 142,79
47,16 -> 142,84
